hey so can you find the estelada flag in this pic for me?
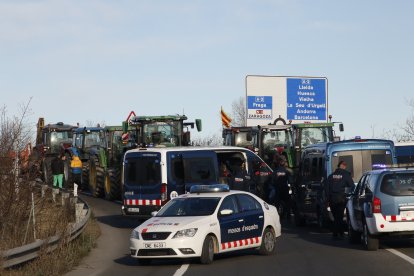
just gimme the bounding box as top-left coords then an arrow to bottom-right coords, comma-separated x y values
221,107 -> 232,128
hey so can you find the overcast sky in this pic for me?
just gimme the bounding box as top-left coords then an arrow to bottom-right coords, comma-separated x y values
1,0 -> 413,140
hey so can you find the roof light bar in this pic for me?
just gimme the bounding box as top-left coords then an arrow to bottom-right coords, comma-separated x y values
190,184 -> 230,194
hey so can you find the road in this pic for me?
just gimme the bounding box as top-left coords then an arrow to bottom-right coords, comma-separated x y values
66,195 -> 414,276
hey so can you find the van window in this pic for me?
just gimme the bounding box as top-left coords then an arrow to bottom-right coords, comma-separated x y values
171,157 -> 216,183
125,156 -> 161,186
188,158 -> 215,182
380,173 -> 414,196
332,150 -> 393,181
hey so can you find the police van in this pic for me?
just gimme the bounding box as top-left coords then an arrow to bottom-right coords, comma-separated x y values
293,138 -> 397,227
121,146 -> 272,217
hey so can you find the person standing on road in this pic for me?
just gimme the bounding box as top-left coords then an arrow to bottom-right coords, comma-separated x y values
70,154 -> 83,195
326,161 -> 354,239
271,155 -> 291,220
51,153 -> 65,189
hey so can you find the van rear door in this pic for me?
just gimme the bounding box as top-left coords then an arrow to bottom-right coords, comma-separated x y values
123,151 -> 162,201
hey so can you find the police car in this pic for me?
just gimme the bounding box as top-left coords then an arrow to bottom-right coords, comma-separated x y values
347,165 -> 414,250
129,184 -> 281,265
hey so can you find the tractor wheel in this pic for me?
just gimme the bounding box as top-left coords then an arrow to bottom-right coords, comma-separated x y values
82,162 -> 89,190
42,157 -> 53,186
104,168 -> 121,200
64,154 -> 73,190
96,165 -> 105,197
89,156 -> 103,197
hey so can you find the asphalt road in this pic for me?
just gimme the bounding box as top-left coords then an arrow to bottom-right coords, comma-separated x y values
66,195 -> 414,276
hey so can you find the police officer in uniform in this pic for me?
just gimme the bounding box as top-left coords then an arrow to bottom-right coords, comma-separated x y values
230,159 -> 249,192
326,161 -> 354,239
271,155 -> 291,220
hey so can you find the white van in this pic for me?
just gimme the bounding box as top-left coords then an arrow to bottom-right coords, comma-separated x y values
121,146 -> 273,217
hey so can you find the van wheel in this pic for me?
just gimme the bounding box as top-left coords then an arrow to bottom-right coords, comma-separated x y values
259,227 -> 276,255
362,220 -> 379,251
200,235 -> 214,264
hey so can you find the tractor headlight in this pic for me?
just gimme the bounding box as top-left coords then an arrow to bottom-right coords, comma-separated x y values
172,228 -> 198,238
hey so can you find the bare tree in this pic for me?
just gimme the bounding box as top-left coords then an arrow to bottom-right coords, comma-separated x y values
401,99 -> 414,140
192,132 -> 223,146
231,96 -> 246,127
85,120 -> 106,127
381,99 -> 414,142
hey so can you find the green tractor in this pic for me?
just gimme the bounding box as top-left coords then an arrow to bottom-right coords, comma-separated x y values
69,126 -> 108,197
257,117 -> 343,169
127,114 -> 202,147
90,114 -> 202,201
101,125 -> 128,200
32,118 -> 77,186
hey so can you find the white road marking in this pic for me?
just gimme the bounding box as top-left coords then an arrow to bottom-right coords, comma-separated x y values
385,248 -> 414,265
173,264 -> 190,276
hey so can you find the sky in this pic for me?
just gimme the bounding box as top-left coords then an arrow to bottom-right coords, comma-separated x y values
1,0 -> 413,141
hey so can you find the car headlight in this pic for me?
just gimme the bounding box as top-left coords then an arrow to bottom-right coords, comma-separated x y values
130,229 -> 140,240
172,228 -> 198,238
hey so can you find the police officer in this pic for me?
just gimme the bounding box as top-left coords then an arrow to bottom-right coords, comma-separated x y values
271,155 -> 291,220
326,161 -> 354,239
230,159 -> 249,192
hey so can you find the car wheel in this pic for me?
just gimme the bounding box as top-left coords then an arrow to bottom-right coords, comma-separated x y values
259,227 -> 276,255
200,235 -> 215,264
362,220 -> 379,251
138,258 -> 152,266
347,215 -> 360,244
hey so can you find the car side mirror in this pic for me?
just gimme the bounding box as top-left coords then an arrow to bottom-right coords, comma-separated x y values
151,211 -> 158,217
219,209 -> 233,216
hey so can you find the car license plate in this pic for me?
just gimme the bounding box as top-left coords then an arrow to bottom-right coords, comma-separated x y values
128,207 -> 140,213
143,242 -> 166,249
400,211 -> 414,219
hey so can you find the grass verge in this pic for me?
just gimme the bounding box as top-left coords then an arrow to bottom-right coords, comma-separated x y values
0,212 -> 101,276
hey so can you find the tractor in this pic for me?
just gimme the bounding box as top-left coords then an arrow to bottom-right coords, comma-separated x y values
32,118 -> 77,185
67,126 -> 108,197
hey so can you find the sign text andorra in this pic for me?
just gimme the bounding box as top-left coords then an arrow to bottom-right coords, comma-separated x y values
287,78 -> 327,121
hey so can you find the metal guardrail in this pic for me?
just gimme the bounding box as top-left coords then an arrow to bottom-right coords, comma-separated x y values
1,196 -> 91,269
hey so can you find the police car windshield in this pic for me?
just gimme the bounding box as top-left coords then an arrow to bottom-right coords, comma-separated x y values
156,197 -> 221,217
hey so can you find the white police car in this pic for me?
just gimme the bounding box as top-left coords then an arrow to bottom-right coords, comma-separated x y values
130,184 -> 281,265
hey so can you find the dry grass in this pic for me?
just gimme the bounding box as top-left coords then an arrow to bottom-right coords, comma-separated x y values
0,213 -> 101,276
0,170 -> 101,276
